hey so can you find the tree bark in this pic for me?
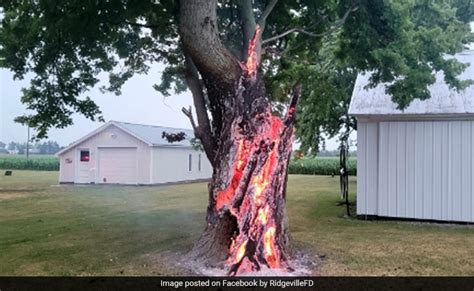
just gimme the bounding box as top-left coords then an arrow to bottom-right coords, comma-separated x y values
180,0 -> 241,91
180,0 -> 298,275
189,73 -> 299,275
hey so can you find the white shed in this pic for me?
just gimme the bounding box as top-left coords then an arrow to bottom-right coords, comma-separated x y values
56,121 -> 213,185
349,50 -> 474,223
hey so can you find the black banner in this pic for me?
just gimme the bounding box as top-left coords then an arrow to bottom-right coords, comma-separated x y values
0,277 -> 473,291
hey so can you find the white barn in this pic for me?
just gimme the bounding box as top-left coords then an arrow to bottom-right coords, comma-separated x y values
56,121 -> 213,185
349,50 -> 474,223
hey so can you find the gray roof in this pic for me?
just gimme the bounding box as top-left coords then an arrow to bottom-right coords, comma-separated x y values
112,121 -> 194,147
349,50 -> 474,116
56,121 -> 194,156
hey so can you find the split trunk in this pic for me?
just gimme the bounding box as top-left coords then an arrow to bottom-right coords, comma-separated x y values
180,0 -> 299,275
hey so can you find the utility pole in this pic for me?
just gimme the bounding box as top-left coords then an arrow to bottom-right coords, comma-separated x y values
26,125 -> 30,161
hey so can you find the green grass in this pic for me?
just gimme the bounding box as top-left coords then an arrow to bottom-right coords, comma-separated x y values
0,171 -> 473,276
0,155 -> 59,171
289,157 -> 357,176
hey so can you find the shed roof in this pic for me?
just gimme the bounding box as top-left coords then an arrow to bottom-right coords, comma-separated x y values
57,121 -> 194,156
113,121 -> 194,147
349,50 -> 474,116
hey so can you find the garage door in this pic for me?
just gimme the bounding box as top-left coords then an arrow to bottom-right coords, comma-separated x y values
98,147 -> 137,184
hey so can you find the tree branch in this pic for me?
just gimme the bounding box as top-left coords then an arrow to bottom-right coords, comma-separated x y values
123,20 -> 161,29
257,0 -> 278,29
182,106 -> 197,130
183,54 -> 217,166
284,83 -> 302,125
238,0 -> 278,60
262,28 -> 320,45
237,0 -> 258,60
184,54 -> 211,134
181,105 -> 218,167
104,19 -> 161,29
262,7 -> 357,45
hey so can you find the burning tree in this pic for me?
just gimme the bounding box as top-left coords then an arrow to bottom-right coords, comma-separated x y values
180,6 -> 301,271
1,0 -> 472,275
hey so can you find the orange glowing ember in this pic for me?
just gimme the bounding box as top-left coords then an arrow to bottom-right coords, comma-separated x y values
217,115 -> 289,275
257,205 -> 269,225
214,23 -> 297,276
264,226 -> 280,268
245,25 -> 261,77
215,139 -> 249,210
234,240 -> 248,264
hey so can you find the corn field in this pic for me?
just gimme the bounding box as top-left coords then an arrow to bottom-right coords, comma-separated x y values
0,155 -> 59,171
289,157 -> 357,176
0,154 -> 356,175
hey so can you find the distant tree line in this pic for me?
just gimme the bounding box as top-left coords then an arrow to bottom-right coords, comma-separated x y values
0,141 -> 62,155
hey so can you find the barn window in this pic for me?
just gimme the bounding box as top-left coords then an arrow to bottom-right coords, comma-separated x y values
80,150 -> 90,162
198,154 -> 202,171
188,154 -> 192,171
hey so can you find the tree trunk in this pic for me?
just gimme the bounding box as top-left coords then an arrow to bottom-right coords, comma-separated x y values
190,73 -> 298,275
180,0 -> 299,275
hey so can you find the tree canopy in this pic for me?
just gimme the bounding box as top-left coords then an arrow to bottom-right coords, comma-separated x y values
0,0 -> 472,147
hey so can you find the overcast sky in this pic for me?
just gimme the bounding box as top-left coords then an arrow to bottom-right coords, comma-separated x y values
0,64 -> 196,146
0,63 -> 346,149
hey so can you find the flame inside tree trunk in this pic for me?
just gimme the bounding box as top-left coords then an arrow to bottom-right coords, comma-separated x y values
179,1 -> 300,275
189,32 -> 299,276
192,79 -> 299,275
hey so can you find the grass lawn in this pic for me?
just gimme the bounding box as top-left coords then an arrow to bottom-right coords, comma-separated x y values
0,171 -> 473,276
